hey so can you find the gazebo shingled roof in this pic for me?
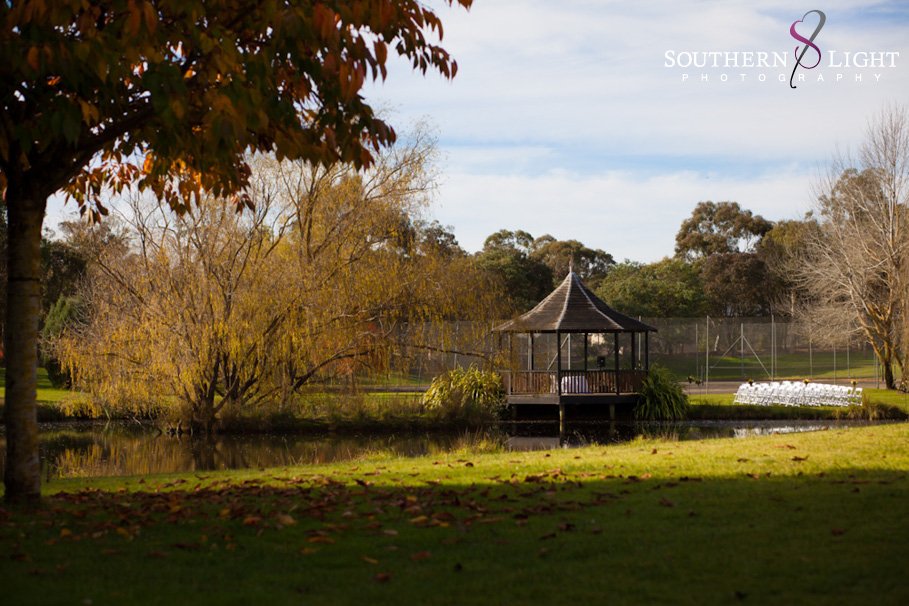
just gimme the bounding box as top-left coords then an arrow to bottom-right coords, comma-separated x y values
494,271 -> 657,334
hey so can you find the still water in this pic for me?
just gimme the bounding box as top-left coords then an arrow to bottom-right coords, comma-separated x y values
0,419 -> 895,482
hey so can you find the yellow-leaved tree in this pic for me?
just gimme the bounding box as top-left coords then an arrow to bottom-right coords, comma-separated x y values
53,135 -> 502,432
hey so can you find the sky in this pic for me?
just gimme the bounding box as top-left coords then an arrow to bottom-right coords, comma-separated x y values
46,0 -> 909,262
364,0 -> 909,261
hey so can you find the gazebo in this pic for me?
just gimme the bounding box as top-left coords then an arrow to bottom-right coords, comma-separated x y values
494,270 -> 657,418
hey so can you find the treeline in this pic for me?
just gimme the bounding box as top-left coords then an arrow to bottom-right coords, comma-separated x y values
468,201 -> 798,319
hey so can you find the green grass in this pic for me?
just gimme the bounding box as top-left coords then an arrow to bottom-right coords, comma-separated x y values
1,423 -> 908,605
655,351 -> 887,382
0,366 -> 74,404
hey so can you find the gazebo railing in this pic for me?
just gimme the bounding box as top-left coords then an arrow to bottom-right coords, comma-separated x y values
505,370 -> 647,395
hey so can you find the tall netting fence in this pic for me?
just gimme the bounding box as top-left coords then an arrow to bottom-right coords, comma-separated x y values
350,318 -> 886,388
643,317 -> 882,385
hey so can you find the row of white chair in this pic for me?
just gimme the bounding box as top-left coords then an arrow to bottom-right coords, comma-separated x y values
733,381 -> 862,407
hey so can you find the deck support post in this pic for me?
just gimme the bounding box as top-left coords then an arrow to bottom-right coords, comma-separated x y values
609,404 -> 615,420
558,403 -> 565,433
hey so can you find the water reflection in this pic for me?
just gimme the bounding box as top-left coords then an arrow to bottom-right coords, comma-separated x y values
0,419 -> 897,482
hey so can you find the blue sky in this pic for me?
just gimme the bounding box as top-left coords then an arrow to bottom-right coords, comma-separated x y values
45,0 -> 909,262
364,0 -> 909,261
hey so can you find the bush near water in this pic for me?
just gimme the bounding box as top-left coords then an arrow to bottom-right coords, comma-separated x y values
422,366 -> 505,422
635,364 -> 689,421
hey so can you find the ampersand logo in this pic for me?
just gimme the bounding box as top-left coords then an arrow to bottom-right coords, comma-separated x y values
789,10 -> 827,89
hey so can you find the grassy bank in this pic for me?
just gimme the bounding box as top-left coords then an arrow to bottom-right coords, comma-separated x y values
1,423 -> 907,605
5,367 -> 908,428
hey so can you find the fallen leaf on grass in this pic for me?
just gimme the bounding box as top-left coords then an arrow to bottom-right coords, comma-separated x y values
410,551 -> 432,561
362,556 -> 379,565
831,528 -> 846,536
792,456 -> 809,462
659,497 -> 675,508
307,536 -> 335,544
275,513 -> 296,527
374,572 -> 391,583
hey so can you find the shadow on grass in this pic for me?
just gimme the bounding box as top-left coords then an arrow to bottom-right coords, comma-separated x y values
1,464 -> 907,605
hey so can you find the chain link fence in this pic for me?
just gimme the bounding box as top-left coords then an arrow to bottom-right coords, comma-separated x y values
348,318 -> 887,389
643,317 -> 883,386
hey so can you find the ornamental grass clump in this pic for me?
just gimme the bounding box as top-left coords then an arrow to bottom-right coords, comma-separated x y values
635,365 -> 689,421
422,366 -> 505,423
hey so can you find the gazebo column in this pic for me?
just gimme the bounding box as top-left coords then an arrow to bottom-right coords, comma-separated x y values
645,332 -> 650,371
529,333 -> 535,370
583,333 -> 588,372
631,331 -> 637,370
556,330 -> 564,427
613,332 -> 620,396
556,331 -> 563,397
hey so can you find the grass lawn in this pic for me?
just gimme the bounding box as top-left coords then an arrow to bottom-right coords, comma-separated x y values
1,423 -> 907,605
0,367 -> 74,405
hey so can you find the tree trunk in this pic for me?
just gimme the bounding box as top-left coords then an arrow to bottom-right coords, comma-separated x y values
3,195 -> 46,505
883,359 -> 895,390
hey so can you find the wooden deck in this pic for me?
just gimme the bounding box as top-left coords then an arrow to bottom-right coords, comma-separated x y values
503,370 -> 646,406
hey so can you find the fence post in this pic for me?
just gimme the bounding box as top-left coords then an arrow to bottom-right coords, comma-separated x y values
705,316 -> 710,391
740,322 -> 745,380
771,314 -> 775,381
833,344 -> 837,384
809,337 -> 813,379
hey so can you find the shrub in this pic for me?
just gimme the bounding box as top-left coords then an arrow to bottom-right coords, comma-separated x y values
422,366 -> 505,422
635,365 -> 689,421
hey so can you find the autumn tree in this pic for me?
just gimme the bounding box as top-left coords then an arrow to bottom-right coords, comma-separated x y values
1,0 -> 472,503
53,139 -> 500,431
793,106 -> 909,389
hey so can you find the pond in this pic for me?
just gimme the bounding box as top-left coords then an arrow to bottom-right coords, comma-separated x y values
0,419 -> 899,483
